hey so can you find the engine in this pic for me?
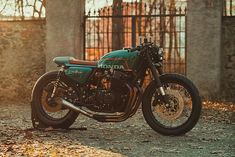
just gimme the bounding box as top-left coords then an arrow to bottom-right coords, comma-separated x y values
83,70 -> 132,113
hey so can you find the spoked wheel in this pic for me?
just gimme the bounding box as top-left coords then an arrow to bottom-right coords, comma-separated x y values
142,74 -> 201,136
32,71 -> 79,129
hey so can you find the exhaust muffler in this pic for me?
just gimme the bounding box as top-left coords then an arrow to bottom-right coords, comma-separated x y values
55,97 -> 94,118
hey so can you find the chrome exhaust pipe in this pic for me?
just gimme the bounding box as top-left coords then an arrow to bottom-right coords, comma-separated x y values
55,98 -> 94,118
55,98 -> 124,118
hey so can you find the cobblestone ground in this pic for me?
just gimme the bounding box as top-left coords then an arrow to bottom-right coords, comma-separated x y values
0,102 -> 234,157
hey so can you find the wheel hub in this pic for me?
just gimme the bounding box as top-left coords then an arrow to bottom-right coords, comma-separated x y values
41,86 -> 64,112
155,89 -> 184,120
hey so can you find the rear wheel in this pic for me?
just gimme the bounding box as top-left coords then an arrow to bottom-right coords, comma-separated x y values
142,74 -> 201,136
32,71 -> 79,129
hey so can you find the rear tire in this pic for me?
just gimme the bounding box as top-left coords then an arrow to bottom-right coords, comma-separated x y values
31,71 -> 79,129
142,73 -> 201,136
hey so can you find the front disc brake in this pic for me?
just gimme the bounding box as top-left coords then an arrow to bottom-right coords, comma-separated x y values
155,89 -> 184,120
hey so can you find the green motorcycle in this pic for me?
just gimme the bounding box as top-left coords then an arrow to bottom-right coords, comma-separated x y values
31,39 -> 201,136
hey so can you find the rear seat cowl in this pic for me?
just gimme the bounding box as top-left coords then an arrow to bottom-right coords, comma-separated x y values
53,56 -> 74,65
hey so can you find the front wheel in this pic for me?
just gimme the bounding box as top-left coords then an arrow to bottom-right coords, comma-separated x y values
142,74 -> 201,136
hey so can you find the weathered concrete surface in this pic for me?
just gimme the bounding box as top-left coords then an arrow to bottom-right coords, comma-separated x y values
0,104 -> 234,156
221,17 -> 235,102
0,20 -> 46,103
46,0 -> 85,71
187,0 -> 223,98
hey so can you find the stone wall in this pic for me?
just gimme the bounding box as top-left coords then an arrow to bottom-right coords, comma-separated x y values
221,17 -> 235,102
0,20 -> 46,103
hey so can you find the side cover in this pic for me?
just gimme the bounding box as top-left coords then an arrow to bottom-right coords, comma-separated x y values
53,56 -> 93,84
65,67 -> 93,84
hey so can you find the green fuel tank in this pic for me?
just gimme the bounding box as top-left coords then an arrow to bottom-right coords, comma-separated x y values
98,49 -> 140,70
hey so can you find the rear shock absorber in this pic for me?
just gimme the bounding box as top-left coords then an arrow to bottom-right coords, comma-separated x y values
50,66 -> 65,98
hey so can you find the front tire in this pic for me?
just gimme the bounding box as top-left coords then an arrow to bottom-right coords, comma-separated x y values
142,74 -> 201,136
31,71 -> 79,129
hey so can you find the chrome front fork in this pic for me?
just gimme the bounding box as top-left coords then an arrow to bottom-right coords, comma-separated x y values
145,53 -> 169,105
159,86 -> 166,96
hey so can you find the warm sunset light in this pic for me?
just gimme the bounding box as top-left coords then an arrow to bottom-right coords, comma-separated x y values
0,0 -> 45,19
0,0 -> 234,156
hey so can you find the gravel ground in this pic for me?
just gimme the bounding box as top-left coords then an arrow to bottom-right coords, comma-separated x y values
0,103 -> 234,157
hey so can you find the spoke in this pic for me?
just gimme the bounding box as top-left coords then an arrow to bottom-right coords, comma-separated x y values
152,82 -> 193,128
40,80 -> 78,120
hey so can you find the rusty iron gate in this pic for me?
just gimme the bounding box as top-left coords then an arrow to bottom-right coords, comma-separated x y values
223,0 -> 235,16
84,1 -> 187,74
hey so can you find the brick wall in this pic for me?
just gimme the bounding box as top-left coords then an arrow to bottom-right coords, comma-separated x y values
0,20 -> 46,103
221,17 -> 235,102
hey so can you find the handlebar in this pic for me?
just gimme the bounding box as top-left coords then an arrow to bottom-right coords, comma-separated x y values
128,42 -> 154,52
128,46 -> 141,52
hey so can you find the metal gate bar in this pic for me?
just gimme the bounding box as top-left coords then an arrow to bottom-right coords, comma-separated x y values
84,1 -> 187,74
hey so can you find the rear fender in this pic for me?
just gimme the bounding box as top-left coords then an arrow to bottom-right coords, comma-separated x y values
31,71 -> 59,102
